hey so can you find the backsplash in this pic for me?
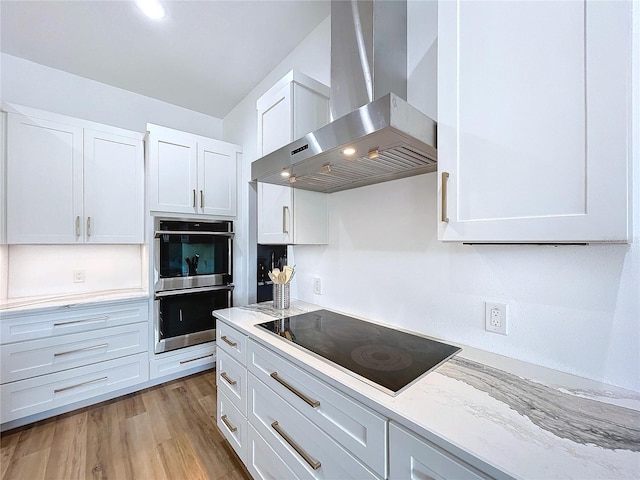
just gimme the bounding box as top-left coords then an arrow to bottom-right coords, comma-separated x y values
6,244 -> 146,298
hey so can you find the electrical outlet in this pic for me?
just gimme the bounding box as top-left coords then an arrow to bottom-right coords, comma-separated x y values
313,276 -> 322,295
73,270 -> 85,283
485,302 -> 507,335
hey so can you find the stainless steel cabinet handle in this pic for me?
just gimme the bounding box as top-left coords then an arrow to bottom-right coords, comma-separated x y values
220,372 -> 237,386
54,343 -> 108,357
179,353 -> 214,364
87,216 -> 92,237
54,376 -> 108,394
282,206 -> 289,234
221,335 -> 237,347
441,171 -> 450,223
200,190 -> 204,209
53,316 -> 109,327
75,215 -> 80,238
193,189 -> 197,207
270,372 -> 320,408
271,421 -> 321,470
221,414 -> 237,433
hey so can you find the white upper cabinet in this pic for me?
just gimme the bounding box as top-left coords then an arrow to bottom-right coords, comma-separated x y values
256,70 -> 330,245
148,124 -> 240,217
437,0 -> 633,243
6,107 -> 144,244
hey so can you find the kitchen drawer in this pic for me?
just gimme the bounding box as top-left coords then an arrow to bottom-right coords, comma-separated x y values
0,299 -> 149,344
1,322 -> 147,383
149,343 -> 215,380
0,352 -> 149,423
216,347 -> 247,415
248,339 -> 387,478
248,373 -> 379,480
216,320 -> 247,366
247,424 -> 298,480
389,422 -> 489,480
217,390 -> 247,464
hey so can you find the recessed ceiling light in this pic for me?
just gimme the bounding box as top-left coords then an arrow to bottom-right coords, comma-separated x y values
341,147 -> 356,156
135,0 -> 165,20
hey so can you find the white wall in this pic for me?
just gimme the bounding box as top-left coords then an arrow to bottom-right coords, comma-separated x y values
1,54 -> 223,138
235,1 -> 639,392
0,53 -> 224,301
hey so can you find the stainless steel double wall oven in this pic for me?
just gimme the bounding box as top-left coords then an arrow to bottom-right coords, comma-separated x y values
154,218 -> 233,353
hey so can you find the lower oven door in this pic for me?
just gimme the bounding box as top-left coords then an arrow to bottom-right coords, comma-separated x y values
155,285 -> 233,354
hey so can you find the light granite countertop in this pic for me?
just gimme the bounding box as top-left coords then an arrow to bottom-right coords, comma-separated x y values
0,288 -> 149,314
213,300 -> 640,480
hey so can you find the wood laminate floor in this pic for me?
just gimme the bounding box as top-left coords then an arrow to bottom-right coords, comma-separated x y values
0,370 -> 252,480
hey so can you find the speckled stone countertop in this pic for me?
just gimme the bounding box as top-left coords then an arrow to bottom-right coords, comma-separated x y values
215,301 -> 640,480
0,289 -> 149,314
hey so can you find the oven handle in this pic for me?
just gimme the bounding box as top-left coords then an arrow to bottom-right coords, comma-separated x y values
155,285 -> 234,298
155,230 -> 234,238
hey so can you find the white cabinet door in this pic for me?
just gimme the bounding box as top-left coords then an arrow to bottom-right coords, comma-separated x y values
257,183 -> 292,244
198,138 -> 238,217
258,82 -> 293,157
7,113 -> 83,244
389,423 -> 487,480
84,129 -> 144,243
148,126 -> 198,214
438,0 -> 632,243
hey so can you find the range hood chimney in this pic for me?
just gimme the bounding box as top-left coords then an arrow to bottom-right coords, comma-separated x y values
251,0 -> 437,193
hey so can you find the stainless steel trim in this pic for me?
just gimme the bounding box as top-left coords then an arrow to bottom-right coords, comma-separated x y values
220,372 -> 237,386
221,414 -> 237,433
75,215 -> 80,238
154,284 -> 234,298
221,335 -> 237,347
441,171 -> 450,223
54,376 -> 108,394
271,421 -> 321,470
53,316 -> 109,326
155,230 -> 234,237
270,372 -> 320,408
180,353 -> 214,364
87,216 -> 92,237
155,275 -> 232,292
54,343 -> 108,357
200,190 -> 204,209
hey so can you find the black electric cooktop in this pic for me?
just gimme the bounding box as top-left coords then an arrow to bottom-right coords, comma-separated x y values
257,309 -> 461,396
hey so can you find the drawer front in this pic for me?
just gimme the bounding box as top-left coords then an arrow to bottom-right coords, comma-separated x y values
216,320 -> 247,366
248,374 -> 378,480
1,322 -> 147,383
247,424 -> 298,480
0,300 -> 149,344
248,339 -> 387,478
217,390 -> 247,465
389,423 -> 488,480
216,347 -> 247,415
149,343 -> 215,380
0,352 -> 149,423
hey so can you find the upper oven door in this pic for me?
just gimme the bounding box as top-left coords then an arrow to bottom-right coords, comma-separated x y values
154,219 -> 233,291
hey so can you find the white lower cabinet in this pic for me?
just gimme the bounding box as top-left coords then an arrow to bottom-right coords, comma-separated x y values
0,299 -> 149,425
149,342 -> 216,380
389,422 -> 488,480
217,389 -> 248,463
247,424 -> 298,480
0,352 -> 148,422
248,372 -> 378,479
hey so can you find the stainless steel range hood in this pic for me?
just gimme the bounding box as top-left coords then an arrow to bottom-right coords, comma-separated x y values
251,0 -> 437,194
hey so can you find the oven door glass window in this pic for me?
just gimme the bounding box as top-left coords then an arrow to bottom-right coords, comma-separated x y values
156,288 -> 231,353
158,233 -> 231,278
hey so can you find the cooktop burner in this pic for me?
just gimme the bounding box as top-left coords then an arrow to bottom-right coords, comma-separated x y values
256,309 -> 461,395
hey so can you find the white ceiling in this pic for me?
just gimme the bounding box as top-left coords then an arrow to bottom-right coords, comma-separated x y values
0,0 -> 330,118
